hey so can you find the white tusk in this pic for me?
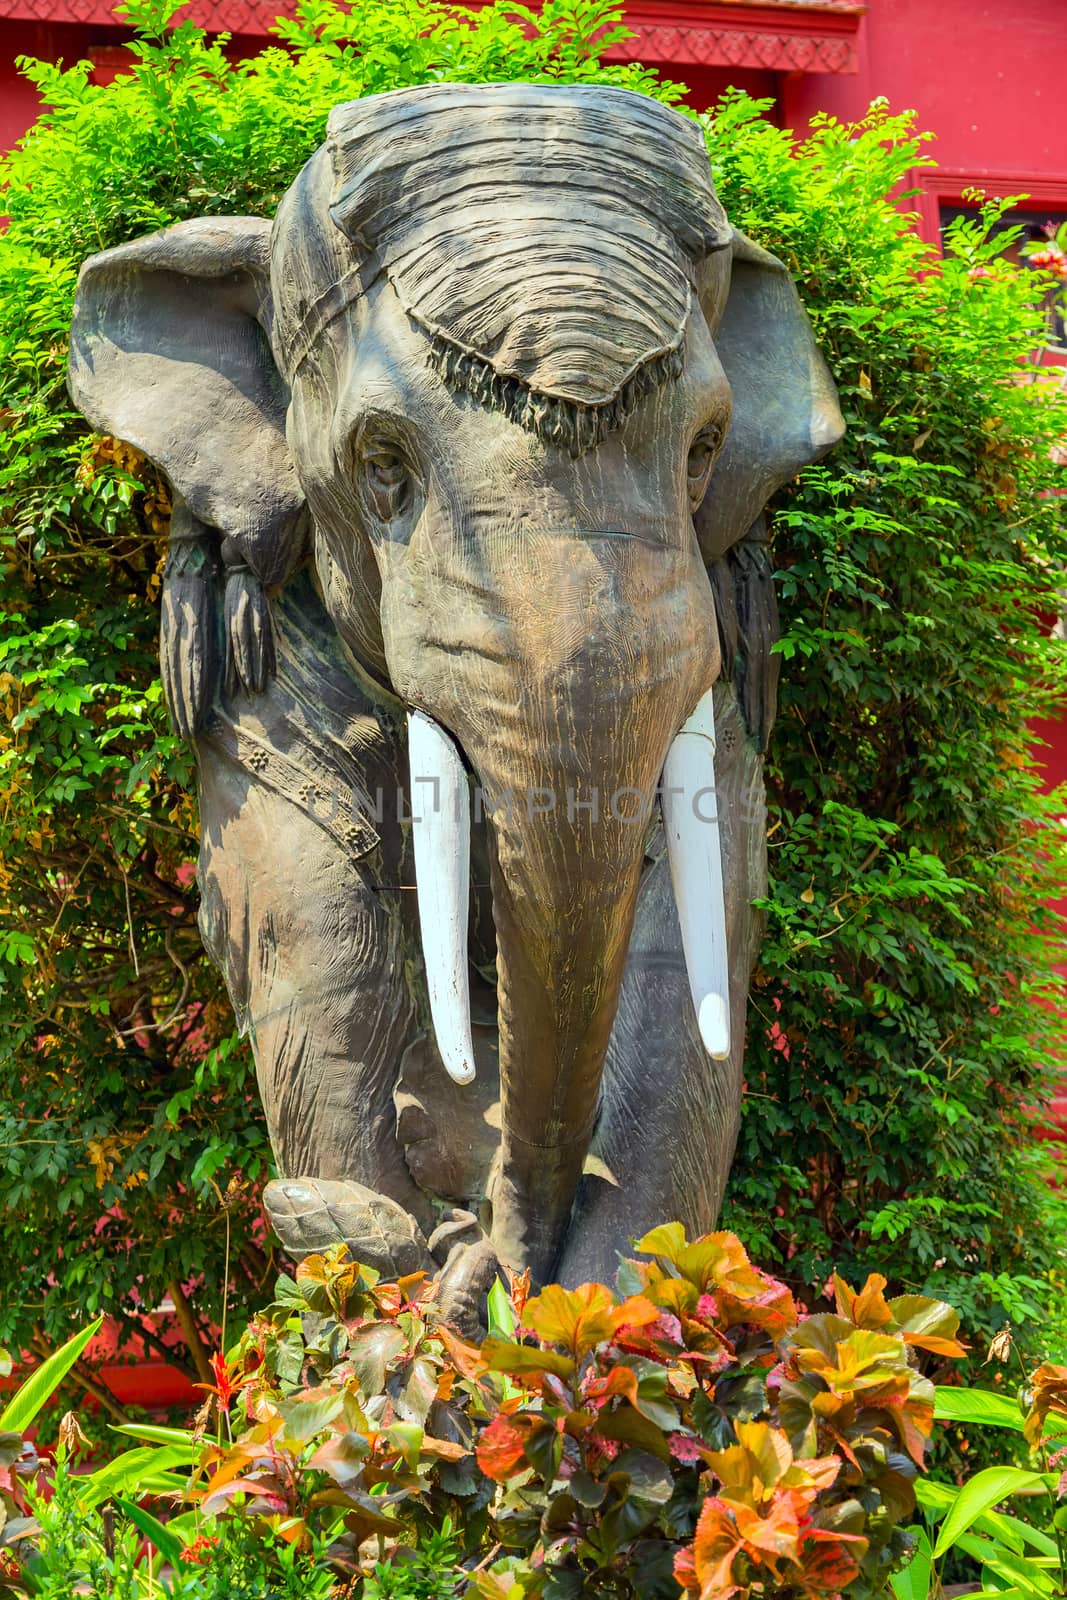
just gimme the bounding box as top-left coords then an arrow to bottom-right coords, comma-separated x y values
661,686 -> 731,1060
408,710 -> 476,1085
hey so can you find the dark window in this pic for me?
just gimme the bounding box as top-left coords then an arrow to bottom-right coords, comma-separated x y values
939,202 -> 1067,351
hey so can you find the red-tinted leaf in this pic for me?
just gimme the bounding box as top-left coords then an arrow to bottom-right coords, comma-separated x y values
796,1528 -> 868,1597
475,1412 -> 546,1482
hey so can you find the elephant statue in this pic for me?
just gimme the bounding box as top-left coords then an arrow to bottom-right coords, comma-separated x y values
68,83 -> 843,1300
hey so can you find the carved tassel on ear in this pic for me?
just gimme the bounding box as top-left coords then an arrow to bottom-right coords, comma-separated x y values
160,503 -> 219,739
222,538 -> 276,698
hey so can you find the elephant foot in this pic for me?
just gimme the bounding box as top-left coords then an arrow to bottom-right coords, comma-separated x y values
429,1210 -> 503,1340
264,1181 -> 502,1339
264,1177 -> 435,1277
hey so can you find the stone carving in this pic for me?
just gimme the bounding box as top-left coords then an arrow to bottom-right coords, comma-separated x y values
68,83 -> 843,1299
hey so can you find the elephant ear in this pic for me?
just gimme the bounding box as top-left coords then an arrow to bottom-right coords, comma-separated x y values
697,230 -> 845,749
696,229 -> 843,562
68,217 -> 307,733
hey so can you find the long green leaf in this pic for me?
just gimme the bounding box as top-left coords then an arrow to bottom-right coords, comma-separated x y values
933,1387 -> 1067,1441
111,1423 -> 197,1449
114,1496 -> 184,1566
486,1279 -> 516,1339
936,1474 -> 1051,1559
935,1387 -> 1026,1432
0,1316 -> 104,1433
891,1526 -> 933,1600
956,1534 -> 1058,1599
917,1480 -> 1058,1558
130,1471 -> 194,1498
82,1443 -> 194,1507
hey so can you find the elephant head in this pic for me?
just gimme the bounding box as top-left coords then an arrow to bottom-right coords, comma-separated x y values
69,84 -> 843,1283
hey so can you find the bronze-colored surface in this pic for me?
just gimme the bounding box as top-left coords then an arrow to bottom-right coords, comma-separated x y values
67,83 -> 843,1289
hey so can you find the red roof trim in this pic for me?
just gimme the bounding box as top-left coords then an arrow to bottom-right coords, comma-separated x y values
607,1 -> 862,72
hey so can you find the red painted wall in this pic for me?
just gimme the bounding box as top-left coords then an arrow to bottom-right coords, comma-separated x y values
782,0 -> 1067,237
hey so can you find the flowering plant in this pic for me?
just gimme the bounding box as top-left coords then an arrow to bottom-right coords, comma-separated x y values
174,1228 -> 963,1600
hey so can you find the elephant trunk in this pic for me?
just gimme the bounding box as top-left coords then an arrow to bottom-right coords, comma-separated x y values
394,528 -> 722,1280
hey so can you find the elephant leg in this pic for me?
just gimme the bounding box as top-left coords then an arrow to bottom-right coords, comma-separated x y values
195,743 -> 434,1240
557,684 -> 765,1286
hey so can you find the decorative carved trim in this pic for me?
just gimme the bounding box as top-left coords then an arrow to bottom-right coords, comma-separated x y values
611,21 -> 857,71
716,0 -> 863,10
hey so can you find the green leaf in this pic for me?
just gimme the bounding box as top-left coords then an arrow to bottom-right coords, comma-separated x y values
890,1526 -> 933,1600
487,1279 -> 517,1339
111,1424 -> 196,1448
934,1387 -> 1025,1432
596,1404 -> 670,1462
113,1496 -> 184,1566
82,1443 -> 195,1507
933,1468 -> 1049,1558
956,1534 -> 1058,1599
0,1316 -> 104,1433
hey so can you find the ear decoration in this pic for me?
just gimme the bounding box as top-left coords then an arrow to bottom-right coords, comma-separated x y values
68,217 -> 307,732
696,230 -> 844,747
695,230 -> 844,567
159,501 -> 219,738
708,516 -> 780,755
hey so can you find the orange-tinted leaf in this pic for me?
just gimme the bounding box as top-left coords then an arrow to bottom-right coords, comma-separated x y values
437,1322 -> 487,1381
475,1412 -> 545,1482
611,1295 -> 662,1336
690,1497 -> 746,1599
716,1277 -> 799,1338
732,1496 -> 801,1568
833,1272 -> 893,1330
523,1283 -> 617,1357
1026,1362 -> 1067,1446
673,1542 -> 700,1598
583,1366 -> 639,1408
709,1420 -> 793,1504
417,1434 -> 469,1461
888,1294 -> 968,1358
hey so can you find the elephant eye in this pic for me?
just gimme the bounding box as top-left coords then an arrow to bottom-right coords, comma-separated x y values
687,421 -> 725,507
358,436 -> 416,523
365,447 -> 405,486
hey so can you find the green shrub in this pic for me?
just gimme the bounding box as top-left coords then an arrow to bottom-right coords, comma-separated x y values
705,97 -> 1067,1336
0,0 -> 684,1380
0,0 -> 1064,1376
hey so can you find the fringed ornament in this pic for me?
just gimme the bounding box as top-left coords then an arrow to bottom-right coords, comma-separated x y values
160,515 -> 219,739
224,561 -> 276,698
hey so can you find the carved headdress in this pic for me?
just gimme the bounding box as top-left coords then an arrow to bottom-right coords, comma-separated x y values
275,84 -> 730,450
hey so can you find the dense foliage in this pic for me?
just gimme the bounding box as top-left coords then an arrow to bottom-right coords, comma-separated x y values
708,102 -> 1067,1333
0,0 -> 683,1375
0,0 -> 1064,1376
0,1230 -> 966,1599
